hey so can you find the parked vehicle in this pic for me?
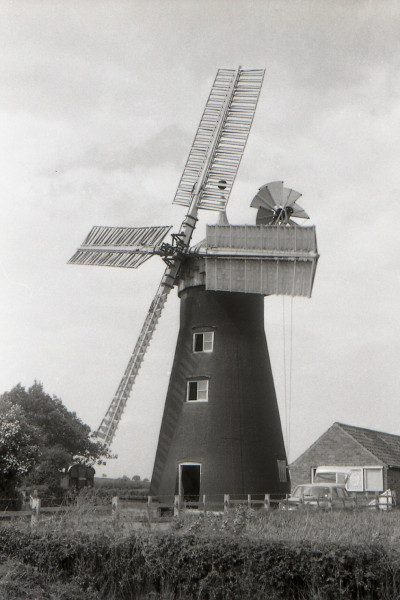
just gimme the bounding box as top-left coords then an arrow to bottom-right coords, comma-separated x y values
280,483 -> 355,511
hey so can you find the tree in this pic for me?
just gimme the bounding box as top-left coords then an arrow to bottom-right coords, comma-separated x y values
0,402 -> 39,499
0,382 -> 110,496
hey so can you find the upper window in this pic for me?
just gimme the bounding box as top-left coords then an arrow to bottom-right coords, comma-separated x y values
187,379 -> 209,402
193,331 -> 214,353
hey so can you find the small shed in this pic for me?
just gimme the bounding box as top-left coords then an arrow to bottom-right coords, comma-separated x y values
60,464 -> 96,490
290,422 -> 400,497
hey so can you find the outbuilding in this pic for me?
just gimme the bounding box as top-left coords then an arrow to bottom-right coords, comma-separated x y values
290,422 -> 400,498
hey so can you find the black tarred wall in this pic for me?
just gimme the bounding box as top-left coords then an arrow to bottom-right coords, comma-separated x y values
150,286 -> 289,499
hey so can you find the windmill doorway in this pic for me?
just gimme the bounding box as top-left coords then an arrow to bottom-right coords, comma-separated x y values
179,463 -> 201,502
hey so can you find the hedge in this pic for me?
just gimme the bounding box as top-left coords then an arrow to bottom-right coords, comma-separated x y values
1,526 -> 400,599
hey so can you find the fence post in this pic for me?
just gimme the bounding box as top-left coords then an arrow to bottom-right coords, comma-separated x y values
264,494 -> 271,510
112,496 -> 120,528
147,496 -> 152,525
30,492 -> 41,528
224,494 -> 230,512
174,495 -> 180,517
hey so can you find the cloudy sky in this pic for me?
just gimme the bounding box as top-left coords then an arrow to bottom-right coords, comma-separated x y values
1,0 -> 399,479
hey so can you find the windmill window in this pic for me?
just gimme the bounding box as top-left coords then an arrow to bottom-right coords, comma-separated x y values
187,379 -> 209,402
193,331 -> 214,353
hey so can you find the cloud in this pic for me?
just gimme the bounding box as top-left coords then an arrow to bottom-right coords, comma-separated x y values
1,0 -> 400,476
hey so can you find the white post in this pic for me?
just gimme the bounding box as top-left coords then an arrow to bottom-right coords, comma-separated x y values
174,495 -> 180,517
112,496 -> 120,527
30,495 -> 41,527
224,494 -> 230,512
264,494 -> 270,510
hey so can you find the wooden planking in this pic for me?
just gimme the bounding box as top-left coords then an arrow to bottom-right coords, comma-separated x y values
205,257 -> 316,297
173,69 -> 265,212
68,225 -> 172,269
68,248 -> 152,269
206,224 -> 317,252
81,225 -> 171,248
203,224 -> 318,297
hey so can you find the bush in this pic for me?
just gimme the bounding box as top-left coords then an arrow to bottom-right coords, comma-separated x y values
1,523 -> 400,599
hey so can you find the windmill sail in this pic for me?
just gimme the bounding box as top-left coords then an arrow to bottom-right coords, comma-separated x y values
173,68 -> 265,212
69,225 -> 172,269
96,282 -> 171,445
70,67 -> 265,447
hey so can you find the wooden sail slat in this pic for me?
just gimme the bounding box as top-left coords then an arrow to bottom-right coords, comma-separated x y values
70,226 -> 172,263
173,68 -> 264,211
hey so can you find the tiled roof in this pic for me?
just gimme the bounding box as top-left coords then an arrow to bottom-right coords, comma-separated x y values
337,423 -> 400,466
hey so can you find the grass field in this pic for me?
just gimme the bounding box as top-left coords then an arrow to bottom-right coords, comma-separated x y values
1,502 -> 400,599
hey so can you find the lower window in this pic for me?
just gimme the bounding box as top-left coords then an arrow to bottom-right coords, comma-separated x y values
187,379 -> 209,402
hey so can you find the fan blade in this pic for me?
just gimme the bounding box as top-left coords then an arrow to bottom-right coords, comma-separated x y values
173,68 -> 265,212
256,206 -> 275,225
264,181 -> 283,206
95,278 -> 172,446
291,203 -> 310,219
250,184 -> 278,211
282,187 -> 302,208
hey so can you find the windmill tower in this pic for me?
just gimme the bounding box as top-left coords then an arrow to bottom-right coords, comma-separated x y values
69,68 -> 318,502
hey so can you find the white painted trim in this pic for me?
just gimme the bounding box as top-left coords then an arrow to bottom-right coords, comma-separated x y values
193,331 -> 214,353
178,462 -> 202,499
186,379 -> 209,403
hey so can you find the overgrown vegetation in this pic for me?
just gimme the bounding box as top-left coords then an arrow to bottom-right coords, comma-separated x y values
94,475 -> 150,499
2,504 -> 400,599
0,382 -> 110,507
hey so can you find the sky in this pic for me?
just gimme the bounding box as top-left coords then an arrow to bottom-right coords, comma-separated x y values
1,0 -> 399,479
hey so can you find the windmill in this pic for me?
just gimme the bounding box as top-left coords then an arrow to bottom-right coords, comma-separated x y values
69,68 -> 318,501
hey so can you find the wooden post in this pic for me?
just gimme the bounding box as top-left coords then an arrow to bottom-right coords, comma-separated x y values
202,494 -> 206,514
147,496 -> 152,525
224,494 -> 230,512
174,495 -> 180,517
112,496 -> 120,528
30,492 -> 41,527
247,494 -> 251,509
264,494 -> 270,510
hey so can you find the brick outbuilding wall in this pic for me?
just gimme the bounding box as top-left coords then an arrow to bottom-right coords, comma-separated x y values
289,423 -> 383,490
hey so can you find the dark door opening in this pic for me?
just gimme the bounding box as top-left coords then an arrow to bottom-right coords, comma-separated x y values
180,464 -> 200,502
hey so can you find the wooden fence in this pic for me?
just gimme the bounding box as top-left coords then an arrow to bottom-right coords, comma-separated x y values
0,491 -> 396,529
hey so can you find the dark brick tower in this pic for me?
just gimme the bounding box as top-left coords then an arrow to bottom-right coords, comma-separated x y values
150,260 -> 290,501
